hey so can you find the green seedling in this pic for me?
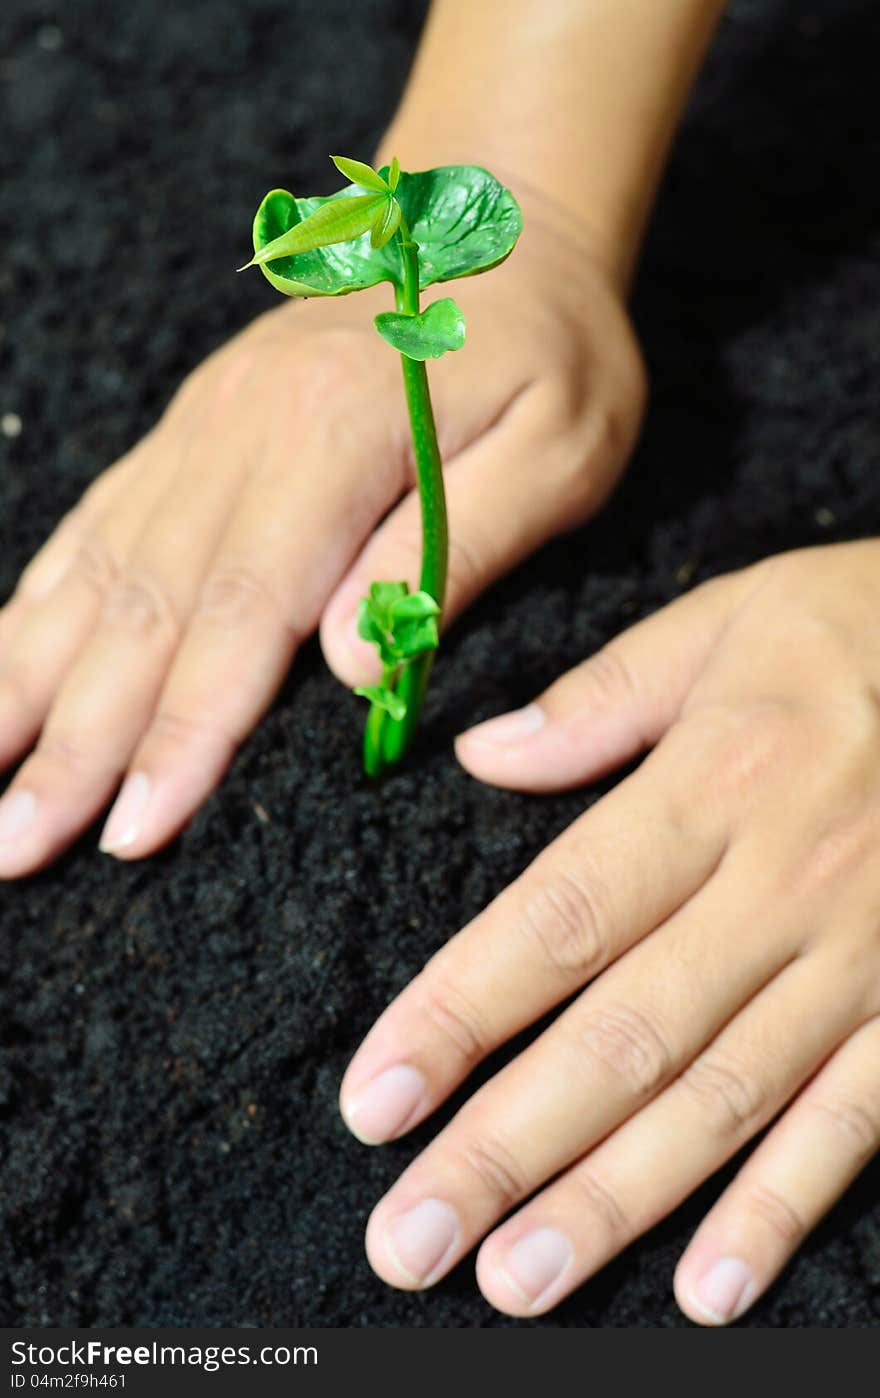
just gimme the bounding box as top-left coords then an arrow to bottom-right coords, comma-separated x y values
240,154 -> 522,776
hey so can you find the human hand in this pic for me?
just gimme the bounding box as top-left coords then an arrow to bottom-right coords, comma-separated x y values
0,191 -> 644,877
340,541 -> 880,1323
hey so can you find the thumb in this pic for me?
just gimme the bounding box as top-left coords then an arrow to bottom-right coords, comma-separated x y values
319,381 -> 623,688
455,566 -> 760,792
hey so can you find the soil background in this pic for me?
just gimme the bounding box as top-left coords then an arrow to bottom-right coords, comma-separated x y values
1,0 -> 879,1327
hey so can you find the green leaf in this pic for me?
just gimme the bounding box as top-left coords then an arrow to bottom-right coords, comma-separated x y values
357,582 -> 408,668
378,164 -> 522,287
330,155 -> 390,194
247,187 -> 394,299
374,298 -> 466,360
370,197 -> 402,250
243,192 -> 387,268
356,599 -> 388,652
389,590 -> 441,622
369,581 -> 409,612
357,581 -> 441,668
393,615 -> 439,660
388,156 -> 400,192
246,164 -> 522,298
354,685 -> 407,722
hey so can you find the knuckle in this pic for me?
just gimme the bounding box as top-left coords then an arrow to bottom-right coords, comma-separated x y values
579,1003 -> 672,1097
574,400 -> 626,481
150,708 -> 237,757
532,372 -> 586,429
444,531 -> 483,608
103,570 -> 179,640
519,865 -> 608,983
710,706 -> 796,800
741,1182 -> 805,1247
787,814 -> 874,900
680,1051 -> 766,1138
811,1094 -> 878,1162
570,1164 -> 631,1243
582,644 -> 639,714
196,565 -> 297,641
68,531 -> 122,598
38,728 -> 105,778
460,1130 -> 525,1212
418,977 -> 490,1069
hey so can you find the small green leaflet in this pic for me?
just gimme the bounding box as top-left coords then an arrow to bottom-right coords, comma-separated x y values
330,154 -> 390,194
389,591 -> 443,620
353,685 -> 407,721
374,298 -> 466,360
365,581 -> 409,613
370,197 -> 402,250
357,582 -> 441,668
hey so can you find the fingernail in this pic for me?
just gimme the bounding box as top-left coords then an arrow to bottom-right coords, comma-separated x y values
500,1227 -> 573,1306
462,704 -> 545,747
0,789 -> 36,844
99,772 -> 150,853
692,1256 -> 755,1324
386,1198 -> 460,1285
344,1064 -> 427,1144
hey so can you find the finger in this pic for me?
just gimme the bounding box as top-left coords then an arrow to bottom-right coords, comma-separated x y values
97,401 -> 406,859
320,380 -> 614,687
360,852 -> 801,1292
0,442 -> 175,770
470,947 -> 862,1317
454,566 -> 763,792
674,1012 -> 880,1326
0,449 -> 141,652
7,446 -> 143,612
0,427 -> 249,876
340,719 -> 728,1145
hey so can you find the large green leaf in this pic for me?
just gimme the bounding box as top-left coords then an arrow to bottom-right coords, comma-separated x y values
381,165 -> 522,288
249,164 -> 522,299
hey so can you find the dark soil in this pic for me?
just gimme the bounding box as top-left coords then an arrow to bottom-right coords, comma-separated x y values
1,0 -> 878,1327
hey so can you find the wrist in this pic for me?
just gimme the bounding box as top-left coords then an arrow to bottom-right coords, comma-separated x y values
372,0 -> 727,296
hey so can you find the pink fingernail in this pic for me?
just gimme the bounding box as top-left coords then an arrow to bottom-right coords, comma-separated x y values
344,1064 -> 427,1144
386,1199 -> 460,1285
99,772 -> 151,853
0,789 -> 36,844
462,704 -> 545,747
692,1257 -> 754,1323
501,1227 -> 573,1305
